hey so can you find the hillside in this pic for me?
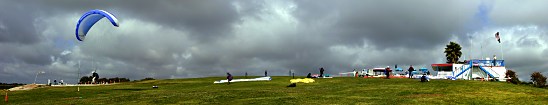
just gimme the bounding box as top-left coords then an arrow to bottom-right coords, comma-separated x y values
4,76 -> 548,104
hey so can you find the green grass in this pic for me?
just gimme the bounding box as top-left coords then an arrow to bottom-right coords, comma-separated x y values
4,76 -> 548,105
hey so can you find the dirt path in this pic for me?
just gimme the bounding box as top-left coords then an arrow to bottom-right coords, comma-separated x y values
7,84 -> 46,91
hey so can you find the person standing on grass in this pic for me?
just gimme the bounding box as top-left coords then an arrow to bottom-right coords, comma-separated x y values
492,55 -> 497,67
265,70 -> 268,77
227,73 -> 233,84
408,65 -> 415,78
319,67 -> 325,77
385,66 -> 391,79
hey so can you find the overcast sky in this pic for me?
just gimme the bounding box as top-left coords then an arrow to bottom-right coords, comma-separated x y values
1,0 -> 548,83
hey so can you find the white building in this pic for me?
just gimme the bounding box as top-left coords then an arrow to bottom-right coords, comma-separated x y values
431,59 -> 507,81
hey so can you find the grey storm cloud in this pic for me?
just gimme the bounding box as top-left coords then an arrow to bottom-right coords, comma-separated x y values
29,0 -> 250,41
1,0 -> 548,83
293,0 -> 479,49
0,2 -> 41,44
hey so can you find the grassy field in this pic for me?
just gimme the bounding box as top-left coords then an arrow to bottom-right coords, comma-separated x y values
4,76 -> 548,105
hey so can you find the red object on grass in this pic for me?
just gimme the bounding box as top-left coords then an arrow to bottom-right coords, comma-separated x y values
4,91 -> 7,102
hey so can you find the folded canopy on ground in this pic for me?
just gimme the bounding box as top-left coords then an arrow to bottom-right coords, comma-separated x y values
213,76 -> 272,84
290,78 -> 315,83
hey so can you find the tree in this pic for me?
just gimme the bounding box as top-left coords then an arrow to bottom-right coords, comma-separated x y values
98,78 -> 108,83
531,72 -> 546,88
119,78 -> 130,82
444,42 -> 462,63
108,77 -> 118,83
79,76 -> 93,84
107,77 -> 130,83
505,70 -> 520,84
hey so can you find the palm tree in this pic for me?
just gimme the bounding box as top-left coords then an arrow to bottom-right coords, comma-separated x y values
444,42 -> 462,63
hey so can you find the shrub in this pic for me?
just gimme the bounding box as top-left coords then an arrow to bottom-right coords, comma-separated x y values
505,70 -> 520,84
98,78 -> 108,83
531,72 -> 547,88
520,81 -> 533,85
108,77 -> 131,83
141,77 -> 155,81
79,76 -> 93,84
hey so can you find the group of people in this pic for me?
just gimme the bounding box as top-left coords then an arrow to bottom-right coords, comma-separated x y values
48,79 -> 64,85
381,65 -> 414,79
226,67 -> 327,84
382,65 -> 428,82
306,67 -> 327,78
225,66 -> 429,84
408,65 -> 429,82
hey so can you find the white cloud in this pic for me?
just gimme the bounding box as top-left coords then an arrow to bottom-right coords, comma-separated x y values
60,50 -> 72,56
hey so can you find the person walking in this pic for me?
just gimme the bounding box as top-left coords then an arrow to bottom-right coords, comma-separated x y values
227,73 -> 233,84
408,65 -> 415,78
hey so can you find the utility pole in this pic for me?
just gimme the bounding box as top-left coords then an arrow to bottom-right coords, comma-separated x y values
469,34 -> 472,60
500,40 -> 504,60
480,41 -> 484,60
78,60 -> 80,92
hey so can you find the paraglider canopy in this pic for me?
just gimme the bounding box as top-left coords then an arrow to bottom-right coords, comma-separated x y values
75,9 -> 119,41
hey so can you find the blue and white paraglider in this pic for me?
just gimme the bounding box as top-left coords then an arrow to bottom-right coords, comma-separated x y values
75,9 -> 119,41
74,9 -> 119,86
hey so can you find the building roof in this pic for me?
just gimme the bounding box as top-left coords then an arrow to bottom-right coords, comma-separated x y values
431,64 -> 453,67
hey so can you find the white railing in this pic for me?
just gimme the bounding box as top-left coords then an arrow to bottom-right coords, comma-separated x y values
452,64 -> 468,79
